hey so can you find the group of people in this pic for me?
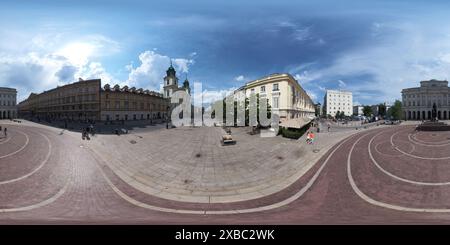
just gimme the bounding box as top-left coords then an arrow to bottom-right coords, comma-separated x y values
81,124 -> 95,140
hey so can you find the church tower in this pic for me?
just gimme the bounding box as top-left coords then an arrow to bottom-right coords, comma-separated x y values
183,75 -> 191,95
163,61 -> 179,98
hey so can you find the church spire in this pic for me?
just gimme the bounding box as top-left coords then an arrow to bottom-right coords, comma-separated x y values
166,60 -> 176,77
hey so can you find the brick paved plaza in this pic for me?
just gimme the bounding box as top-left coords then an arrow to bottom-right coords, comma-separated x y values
3,119 -> 450,224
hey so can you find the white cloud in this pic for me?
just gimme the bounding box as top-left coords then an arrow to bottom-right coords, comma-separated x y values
288,21 -> 450,104
338,80 -> 346,88
234,75 -> 245,81
0,31 -> 122,101
293,27 -> 311,41
294,71 -> 320,84
173,58 -> 194,73
125,50 -> 195,91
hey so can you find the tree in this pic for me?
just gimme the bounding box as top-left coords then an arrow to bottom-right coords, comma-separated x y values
223,93 -> 272,126
387,100 -> 402,120
339,111 -> 345,119
378,103 -> 387,117
335,110 -> 341,119
363,105 -> 373,117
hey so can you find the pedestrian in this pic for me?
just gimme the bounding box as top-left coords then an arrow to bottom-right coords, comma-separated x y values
310,131 -> 315,144
327,123 -> 331,132
306,131 -> 312,144
4,127 -> 6,137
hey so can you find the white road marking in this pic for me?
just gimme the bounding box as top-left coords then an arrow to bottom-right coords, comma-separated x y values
348,131 -> 450,213
0,132 -> 52,184
370,131 -> 450,185
390,129 -> 450,160
408,133 -> 450,146
0,130 -> 29,159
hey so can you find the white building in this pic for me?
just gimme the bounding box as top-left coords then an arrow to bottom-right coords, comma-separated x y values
324,90 -> 353,117
0,87 -> 17,119
353,105 -> 364,116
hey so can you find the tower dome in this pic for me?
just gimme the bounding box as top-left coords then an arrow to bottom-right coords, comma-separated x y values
166,61 -> 176,77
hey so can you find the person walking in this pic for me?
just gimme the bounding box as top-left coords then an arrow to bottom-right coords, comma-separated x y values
306,131 -> 313,144
327,123 -> 331,132
310,131 -> 315,144
4,127 -> 7,137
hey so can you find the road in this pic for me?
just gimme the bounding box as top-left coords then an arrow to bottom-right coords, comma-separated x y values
1,121 -> 450,224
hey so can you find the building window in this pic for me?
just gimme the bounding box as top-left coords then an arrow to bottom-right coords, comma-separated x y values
251,88 -> 255,93
273,83 -> 279,91
273,97 -> 279,108
261,86 -> 265,92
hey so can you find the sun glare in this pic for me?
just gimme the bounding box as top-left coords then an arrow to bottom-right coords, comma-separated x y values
57,42 -> 95,65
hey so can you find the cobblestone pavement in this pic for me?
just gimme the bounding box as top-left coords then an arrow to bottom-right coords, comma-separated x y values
2,119 -> 450,224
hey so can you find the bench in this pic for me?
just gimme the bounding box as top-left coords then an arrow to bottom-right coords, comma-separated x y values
221,134 -> 236,145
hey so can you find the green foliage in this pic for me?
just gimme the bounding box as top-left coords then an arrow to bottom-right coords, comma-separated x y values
363,105 -> 373,117
378,103 -> 387,117
223,93 -> 272,126
387,100 -> 402,120
278,122 -> 311,139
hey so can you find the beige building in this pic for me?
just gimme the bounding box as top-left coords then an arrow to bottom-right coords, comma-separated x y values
0,87 -> 17,119
101,84 -> 168,121
18,79 -> 101,121
239,73 -> 315,121
18,78 -> 168,122
402,79 -> 450,120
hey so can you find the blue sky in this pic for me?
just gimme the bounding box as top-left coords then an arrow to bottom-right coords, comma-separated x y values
2,0 -> 450,105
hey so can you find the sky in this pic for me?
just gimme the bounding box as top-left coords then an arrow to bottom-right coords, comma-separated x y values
2,0 -> 450,105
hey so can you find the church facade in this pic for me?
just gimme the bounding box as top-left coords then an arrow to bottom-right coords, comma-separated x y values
402,79 -> 450,120
163,62 -> 191,99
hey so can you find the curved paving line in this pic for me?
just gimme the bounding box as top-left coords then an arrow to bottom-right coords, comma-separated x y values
370,130 -> 450,186
0,135 -> 12,145
390,129 -> 450,160
408,133 -> 450,147
0,127 -> 72,213
348,130 -> 450,213
0,130 -> 29,159
90,132 -> 360,214
0,180 -> 69,213
0,132 -> 52,185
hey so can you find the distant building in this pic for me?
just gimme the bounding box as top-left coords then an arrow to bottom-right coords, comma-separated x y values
314,103 -> 322,117
18,78 -> 168,121
353,105 -> 364,116
163,62 -> 191,98
239,73 -> 315,121
402,79 -> 450,120
0,87 -> 17,119
324,90 -> 353,117
370,102 -> 391,117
